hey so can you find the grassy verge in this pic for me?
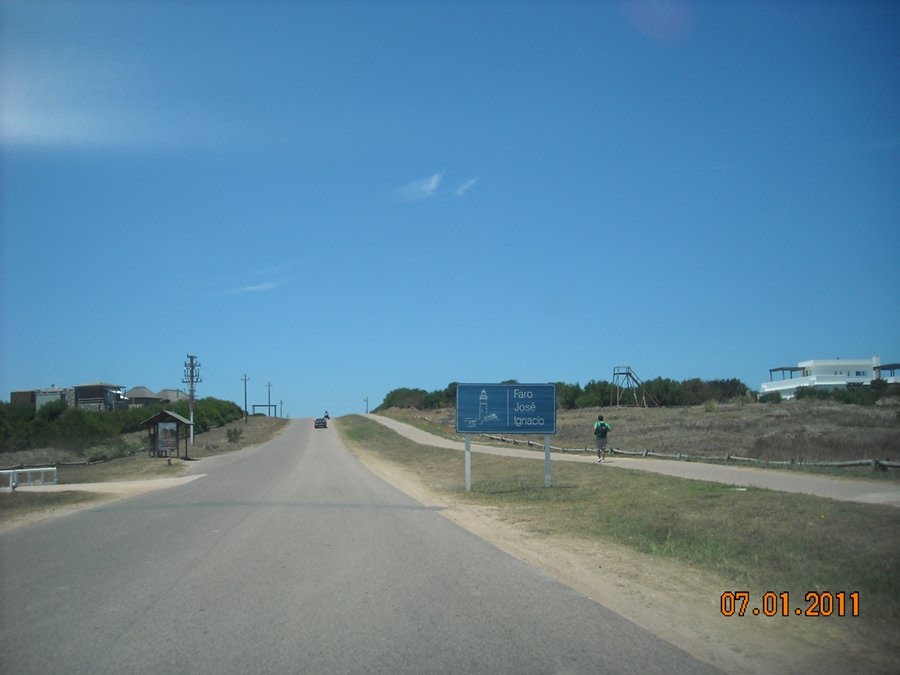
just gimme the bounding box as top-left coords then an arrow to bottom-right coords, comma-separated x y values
338,414 -> 900,632
378,405 -> 900,482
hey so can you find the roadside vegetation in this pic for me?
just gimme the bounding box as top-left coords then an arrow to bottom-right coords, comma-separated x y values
0,397 -> 244,455
376,377 -> 900,411
336,414 -> 900,661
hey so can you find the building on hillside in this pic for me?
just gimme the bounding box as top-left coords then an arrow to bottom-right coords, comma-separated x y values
10,387 -> 72,410
7,384 -> 190,410
10,390 -> 36,407
74,382 -> 126,411
35,387 -> 68,410
875,362 -> 900,383
157,388 -> 189,403
125,386 -> 165,407
760,356 -> 897,399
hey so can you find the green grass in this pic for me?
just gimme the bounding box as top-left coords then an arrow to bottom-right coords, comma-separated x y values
337,414 -> 900,629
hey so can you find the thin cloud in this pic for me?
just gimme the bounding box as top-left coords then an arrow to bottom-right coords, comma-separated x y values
621,0 -> 694,43
1,59 -> 162,149
456,178 -> 478,197
1,58 -> 241,151
235,280 -> 285,294
393,172 -> 443,202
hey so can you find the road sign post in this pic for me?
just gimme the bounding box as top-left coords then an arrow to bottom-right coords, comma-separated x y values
465,434 -> 472,492
544,435 -> 551,488
456,383 -> 557,491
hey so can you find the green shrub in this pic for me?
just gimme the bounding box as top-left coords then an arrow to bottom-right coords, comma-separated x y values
1,397 -> 243,454
758,391 -> 782,404
54,408 -> 118,452
83,438 -> 135,462
226,428 -> 243,444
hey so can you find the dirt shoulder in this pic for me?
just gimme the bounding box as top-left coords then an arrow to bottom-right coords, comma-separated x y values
348,420 -> 896,675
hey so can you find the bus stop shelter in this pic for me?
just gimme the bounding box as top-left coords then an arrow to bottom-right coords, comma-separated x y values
142,410 -> 192,458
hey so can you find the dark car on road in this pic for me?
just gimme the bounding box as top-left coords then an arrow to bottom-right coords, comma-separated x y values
314,417 -> 327,429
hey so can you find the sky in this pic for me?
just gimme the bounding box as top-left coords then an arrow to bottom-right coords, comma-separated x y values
1,0 -> 898,418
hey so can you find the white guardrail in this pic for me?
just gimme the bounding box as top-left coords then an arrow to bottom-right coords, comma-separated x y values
0,467 -> 59,491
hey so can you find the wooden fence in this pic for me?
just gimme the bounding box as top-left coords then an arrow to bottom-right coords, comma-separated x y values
476,433 -> 898,471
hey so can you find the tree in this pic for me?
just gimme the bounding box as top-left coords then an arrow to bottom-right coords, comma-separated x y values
376,388 -> 429,411
555,382 -> 582,409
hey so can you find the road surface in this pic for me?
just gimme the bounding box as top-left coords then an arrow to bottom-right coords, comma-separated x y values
0,420 -> 719,673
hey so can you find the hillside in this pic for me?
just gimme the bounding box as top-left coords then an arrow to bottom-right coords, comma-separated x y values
379,399 -> 900,470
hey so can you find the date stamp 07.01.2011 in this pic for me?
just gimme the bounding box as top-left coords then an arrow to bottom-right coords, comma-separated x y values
720,591 -> 859,618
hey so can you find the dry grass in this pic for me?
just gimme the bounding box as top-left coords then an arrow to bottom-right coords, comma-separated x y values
380,400 -> 900,467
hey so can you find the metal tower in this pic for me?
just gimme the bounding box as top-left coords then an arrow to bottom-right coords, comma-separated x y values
611,366 -> 660,407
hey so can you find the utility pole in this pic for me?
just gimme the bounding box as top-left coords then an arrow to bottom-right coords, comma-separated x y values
363,397 -> 369,414
242,374 -> 249,424
279,400 -> 284,418
267,382 -> 272,417
183,354 -> 201,447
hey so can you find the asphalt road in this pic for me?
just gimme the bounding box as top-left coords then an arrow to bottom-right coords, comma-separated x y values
0,420 -> 719,674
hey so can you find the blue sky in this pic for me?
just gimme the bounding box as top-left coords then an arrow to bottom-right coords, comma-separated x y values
1,0 -> 897,418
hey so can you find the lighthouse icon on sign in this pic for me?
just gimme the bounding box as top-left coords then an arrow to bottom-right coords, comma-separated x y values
461,386 -> 501,429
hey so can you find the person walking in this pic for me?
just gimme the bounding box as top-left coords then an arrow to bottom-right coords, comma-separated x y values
593,415 -> 611,463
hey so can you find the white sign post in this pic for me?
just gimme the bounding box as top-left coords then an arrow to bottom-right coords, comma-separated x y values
465,434 -> 472,492
544,435 -> 551,488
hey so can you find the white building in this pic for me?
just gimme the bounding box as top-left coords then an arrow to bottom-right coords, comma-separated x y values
761,356 -> 898,399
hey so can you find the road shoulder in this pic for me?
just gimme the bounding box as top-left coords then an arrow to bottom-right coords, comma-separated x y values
350,416 -> 894,675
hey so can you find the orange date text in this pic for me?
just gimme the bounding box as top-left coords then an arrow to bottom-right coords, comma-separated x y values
720,591 -> 859,618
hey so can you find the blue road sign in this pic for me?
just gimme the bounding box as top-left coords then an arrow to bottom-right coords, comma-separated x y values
456,383 -> 556,435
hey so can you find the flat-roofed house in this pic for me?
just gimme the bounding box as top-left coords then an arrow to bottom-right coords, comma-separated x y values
761,356 -> 893,399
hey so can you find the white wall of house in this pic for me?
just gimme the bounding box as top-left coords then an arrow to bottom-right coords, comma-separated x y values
761,356 -> 882,399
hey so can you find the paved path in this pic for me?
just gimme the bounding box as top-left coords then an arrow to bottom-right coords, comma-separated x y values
366,414 -> 900,508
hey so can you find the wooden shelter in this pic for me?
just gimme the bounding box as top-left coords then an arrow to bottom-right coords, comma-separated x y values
142,410 -> 193,458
